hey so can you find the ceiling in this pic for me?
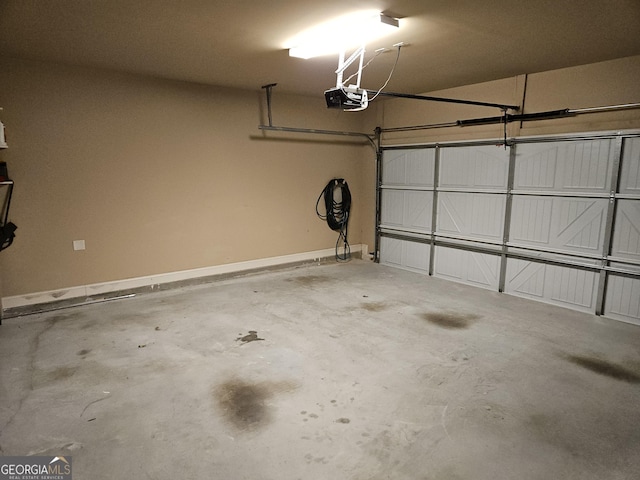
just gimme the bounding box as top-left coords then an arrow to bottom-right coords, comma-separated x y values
1,0 -> 640,98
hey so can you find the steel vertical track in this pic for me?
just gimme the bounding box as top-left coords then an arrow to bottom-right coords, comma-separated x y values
374,127 -> 383,262
498,143 -> 517,292
595,136 -> 624,315
429,146 -> 440,276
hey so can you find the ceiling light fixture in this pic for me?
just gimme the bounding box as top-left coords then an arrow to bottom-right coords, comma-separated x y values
287,11 -> 399,59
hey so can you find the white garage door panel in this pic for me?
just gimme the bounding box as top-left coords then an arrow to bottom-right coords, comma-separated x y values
440,145 -> 509,188
510,196 -> 608,254
379,133 -> 640,323
433,246 -> 500,290
505,259 -> 597,313
620,137 -> 640,194
607,138 -> 640,324
437,192 -> 505,241
379,236 -> 430,273
404,240 -> 431,272
380,190 -> 433,232
605,275 -> 640,325
514,139 -> 614,192
382,149 -> 435,186
380,236 -> 402,266
611,200 -> 640,260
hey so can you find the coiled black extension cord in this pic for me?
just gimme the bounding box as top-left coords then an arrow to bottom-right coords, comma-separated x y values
316,178 -> 351,261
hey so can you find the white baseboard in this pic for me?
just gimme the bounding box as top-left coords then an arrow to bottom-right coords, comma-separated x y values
2,244 -> 368,311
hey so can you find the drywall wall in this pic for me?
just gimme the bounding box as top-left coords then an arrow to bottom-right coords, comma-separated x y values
379,55 -> 640,145
1,54 -> 638,306
0,58 -> 374,300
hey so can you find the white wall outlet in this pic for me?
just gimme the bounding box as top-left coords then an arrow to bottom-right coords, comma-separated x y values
73,240 -> 86,251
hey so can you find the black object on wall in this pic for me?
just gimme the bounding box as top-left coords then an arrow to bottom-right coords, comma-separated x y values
316,178 -> 351,261
0,161 -> 16,252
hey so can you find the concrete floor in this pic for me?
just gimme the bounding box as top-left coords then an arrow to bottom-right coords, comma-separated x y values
0,260 -> 639,480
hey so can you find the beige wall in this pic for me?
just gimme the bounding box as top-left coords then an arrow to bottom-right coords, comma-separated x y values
378,55 -> 640,145
1,54 -> 639,301
0,58 -> 375,297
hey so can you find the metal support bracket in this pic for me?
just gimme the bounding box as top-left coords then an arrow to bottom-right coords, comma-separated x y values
258,84 -> 376,147
261,83 -> 277,127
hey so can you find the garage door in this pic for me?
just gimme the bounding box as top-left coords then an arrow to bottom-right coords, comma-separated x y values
378,132 -> 640,325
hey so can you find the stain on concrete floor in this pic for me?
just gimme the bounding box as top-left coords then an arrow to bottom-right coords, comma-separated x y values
422,312 -> 479,330
214,379 -> 272,430
566,355 -> 640,383
214,379 -> 298,430
287,275 -> 330,287
236,331 -> 264,343
360,302 -> 389,312
33,366 -> 78,387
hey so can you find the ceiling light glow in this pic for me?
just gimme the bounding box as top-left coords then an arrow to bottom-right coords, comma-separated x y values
287,11 -> 399,59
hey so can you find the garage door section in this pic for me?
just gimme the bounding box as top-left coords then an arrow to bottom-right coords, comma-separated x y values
379,143 -> 509,285
605,137 -> 640,323
378,132 -> 640,324
433,145 -> 508,290
379,148 -> 434,274
504,139 -> 613,313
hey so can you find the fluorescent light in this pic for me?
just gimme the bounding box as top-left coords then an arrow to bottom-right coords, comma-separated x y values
287,11 -> 399,59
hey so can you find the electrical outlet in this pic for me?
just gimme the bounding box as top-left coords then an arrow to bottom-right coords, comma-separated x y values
73,240 -> 86,251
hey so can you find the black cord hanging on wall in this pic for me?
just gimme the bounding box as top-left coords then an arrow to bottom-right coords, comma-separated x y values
316,178 -> 351,262
0,161 -> 16,252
